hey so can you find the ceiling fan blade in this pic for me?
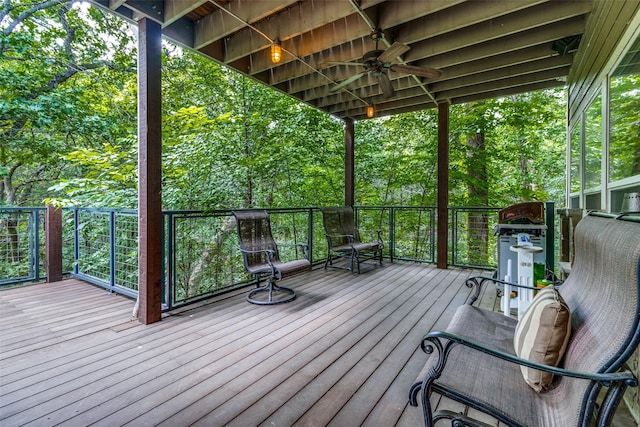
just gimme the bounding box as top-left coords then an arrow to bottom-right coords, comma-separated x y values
377,42 -> 411,63
390,64 -> 442,79
320,61 -> 366,68
378,73 -> 395,98
330,72 -> 367,92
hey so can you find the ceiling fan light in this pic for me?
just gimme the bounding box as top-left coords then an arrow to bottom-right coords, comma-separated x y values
367,106 -> 375,118
271,42 -> 282,63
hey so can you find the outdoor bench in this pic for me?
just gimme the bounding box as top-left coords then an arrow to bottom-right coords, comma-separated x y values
409,212 -> 640,426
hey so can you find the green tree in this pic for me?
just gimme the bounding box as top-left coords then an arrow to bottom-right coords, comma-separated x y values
0,0 -> 137,206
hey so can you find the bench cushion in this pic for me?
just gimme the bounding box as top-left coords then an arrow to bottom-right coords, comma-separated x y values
514,286 -> 571,392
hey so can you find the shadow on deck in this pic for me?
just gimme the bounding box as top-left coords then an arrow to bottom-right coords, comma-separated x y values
1,262 -> 636,426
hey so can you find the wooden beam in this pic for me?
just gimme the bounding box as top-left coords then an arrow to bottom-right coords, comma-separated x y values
137,18 -> 163,325
45,205 -> 63,283
405,4 -> 590,63
437,101 -> 449,269
345,118 -> 355,207
435,66 -> 570,101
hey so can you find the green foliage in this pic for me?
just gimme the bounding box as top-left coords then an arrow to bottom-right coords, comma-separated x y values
447,92 -> 566,206
3,1 -> 568,214
610,74 -> 640,181
0,0 -> 137,206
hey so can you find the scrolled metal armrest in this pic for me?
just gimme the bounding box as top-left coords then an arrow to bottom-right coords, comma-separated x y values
465,275 -> 550,305
420,331 -> 637,387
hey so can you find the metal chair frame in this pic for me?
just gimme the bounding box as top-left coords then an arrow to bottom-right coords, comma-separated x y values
232,210 -> 310,305
320,206 -> 383,274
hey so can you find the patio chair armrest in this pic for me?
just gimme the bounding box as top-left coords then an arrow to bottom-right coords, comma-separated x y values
277,242 -> 310,259
465,275 -> 544,305
239,247 -> 278,277
326,233 -> 355,245
239,247 -> 276,264
239,247 -> 276,257
420,330 -> 638,385
410,330 -> 638,423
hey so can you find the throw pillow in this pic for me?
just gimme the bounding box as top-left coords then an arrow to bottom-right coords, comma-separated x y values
514,286 -> 571,392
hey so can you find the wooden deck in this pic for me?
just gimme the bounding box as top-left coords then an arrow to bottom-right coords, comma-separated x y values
1,262 -> 636,426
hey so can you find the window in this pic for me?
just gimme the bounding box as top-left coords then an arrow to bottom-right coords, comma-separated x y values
584,93 -> 602,190
609,34 -> 640,183
569,121 -> 581,195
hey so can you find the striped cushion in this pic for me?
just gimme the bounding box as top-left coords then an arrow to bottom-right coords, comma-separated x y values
514,286 -> 571,392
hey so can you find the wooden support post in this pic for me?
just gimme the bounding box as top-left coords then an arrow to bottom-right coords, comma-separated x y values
345,118 -> 355,207
137,18 -> 163,324
45,205 -> 63,283
437,101 -> 450,269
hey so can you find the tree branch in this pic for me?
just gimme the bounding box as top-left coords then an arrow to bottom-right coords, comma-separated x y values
1,0 -> 70,38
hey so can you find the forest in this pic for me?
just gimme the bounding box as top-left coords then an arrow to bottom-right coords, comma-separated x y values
1,0 -> 568,212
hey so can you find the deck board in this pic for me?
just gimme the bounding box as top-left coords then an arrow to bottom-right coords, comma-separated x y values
1,264 -> 635,426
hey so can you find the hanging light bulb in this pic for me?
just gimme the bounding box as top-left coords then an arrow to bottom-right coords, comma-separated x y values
271,41 -> 282,64
366,105 -> 375,118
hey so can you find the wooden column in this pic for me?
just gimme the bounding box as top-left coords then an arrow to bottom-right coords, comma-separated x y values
137,18 -> 163,324
45,205 -> 63,283
437,101 -> 450,269
344,118 -> 355,207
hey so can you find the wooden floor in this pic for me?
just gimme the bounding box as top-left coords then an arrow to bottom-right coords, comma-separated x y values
1,262 -> 636,427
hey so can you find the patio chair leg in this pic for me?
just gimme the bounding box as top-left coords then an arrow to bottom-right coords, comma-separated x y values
353,250 -> 359,274
246,279 -> 296,305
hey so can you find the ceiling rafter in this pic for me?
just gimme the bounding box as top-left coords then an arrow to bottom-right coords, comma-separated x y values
90,0 -> 593,120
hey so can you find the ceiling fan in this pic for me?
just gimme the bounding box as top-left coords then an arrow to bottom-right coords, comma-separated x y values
323,31 -> 442,99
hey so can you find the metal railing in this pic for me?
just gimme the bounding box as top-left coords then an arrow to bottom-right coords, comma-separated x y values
450,206 -> 502,268
0,207 -> 45,285
71,208 -> 139,299
164,208 -> 318,309
0,205 -> 505,309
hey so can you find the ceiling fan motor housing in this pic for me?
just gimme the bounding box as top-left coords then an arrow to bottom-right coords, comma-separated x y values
363,50 -> 385,63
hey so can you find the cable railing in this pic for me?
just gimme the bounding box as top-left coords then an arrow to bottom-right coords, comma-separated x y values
0,205 -> 504,309
71,208 -> 139,299
0,207 -> 46,285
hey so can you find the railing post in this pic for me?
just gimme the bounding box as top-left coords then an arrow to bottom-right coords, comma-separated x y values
165,212 -> 174,311
109,211 -> 116,292
430,207 -> 436,263
389,207 -> 395,263
73,208 -> 79,275
45,205 -> 63,283
31,209 -> 39,281
450,208 -> 457,266
307,208 -> 314,264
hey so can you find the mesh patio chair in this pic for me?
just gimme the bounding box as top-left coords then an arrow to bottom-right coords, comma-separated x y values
320,206 -> 383,273
232,210 -> 311,305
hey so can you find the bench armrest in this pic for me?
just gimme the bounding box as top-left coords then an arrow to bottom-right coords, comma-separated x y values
410,330 -> 638,426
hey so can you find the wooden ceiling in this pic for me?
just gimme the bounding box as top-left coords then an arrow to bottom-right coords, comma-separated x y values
93,0 -> 593,121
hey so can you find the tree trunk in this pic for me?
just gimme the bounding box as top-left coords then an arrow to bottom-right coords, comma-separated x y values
467,131 -> 489,266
